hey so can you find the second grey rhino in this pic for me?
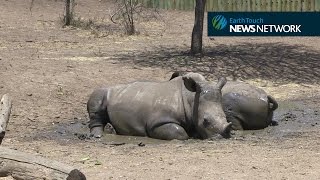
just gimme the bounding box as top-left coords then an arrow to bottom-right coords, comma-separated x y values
170,72 -> 278,130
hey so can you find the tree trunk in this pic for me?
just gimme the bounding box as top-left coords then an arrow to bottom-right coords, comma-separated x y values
0,94 -> 12,145
65,0 -> 71,26
0,147 -> 86,180
191,0 -> 206,55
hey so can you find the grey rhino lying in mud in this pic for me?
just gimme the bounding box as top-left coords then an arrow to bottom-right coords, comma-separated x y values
170,72 -> 278,130
87,73 -> 232,140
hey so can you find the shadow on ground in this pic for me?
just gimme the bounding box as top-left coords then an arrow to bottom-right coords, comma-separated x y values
113,42 -> 320,85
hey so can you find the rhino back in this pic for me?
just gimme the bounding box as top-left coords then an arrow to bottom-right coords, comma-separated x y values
106,79 -> 185,135
222,81 -> 268,102
222,92 -> 270,129
221,82 -> 272,129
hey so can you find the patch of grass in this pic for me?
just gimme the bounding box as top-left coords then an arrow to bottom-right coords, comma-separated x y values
60,13 -> 98,30
60,14 -> 126,37
69,16 -> 95,30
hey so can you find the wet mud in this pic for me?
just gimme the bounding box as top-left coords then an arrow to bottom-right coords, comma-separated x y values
230,99 -> 320,143
29,99 -> 320,146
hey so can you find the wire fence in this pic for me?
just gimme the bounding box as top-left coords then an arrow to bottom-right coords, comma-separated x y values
137,0 -> 320,11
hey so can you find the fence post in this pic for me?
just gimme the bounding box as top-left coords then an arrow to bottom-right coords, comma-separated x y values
137,0 -> 318,11
309,0 -> 315,11
316,0 -> 320,11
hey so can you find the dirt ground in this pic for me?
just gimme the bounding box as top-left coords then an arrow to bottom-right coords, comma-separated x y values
1,0 -> 320,179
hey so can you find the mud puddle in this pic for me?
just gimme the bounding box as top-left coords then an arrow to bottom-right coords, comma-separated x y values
232,99 -> 320,141
31,119 -> 171,146
29,100 -> 320,145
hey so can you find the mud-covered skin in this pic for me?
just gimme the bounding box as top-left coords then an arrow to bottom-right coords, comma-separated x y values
170,72 -> 278,130
221,82 -> 278,130
87,73 -> 231,140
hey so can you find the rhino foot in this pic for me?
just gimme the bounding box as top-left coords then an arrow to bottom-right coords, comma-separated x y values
90,126 -> 104,138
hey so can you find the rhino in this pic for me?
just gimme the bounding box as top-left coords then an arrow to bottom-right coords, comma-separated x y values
170,72 -> 278,130
87,73 -> 232,140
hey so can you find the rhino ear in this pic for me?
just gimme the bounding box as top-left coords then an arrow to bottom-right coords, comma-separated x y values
216,77 -> 227,90
182,76 -> 199,92
169,71 -> 181,81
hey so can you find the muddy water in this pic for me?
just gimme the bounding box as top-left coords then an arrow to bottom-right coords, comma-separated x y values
35,119 -> 171,146
32,100 -> 320,145
232,99 -> 319,141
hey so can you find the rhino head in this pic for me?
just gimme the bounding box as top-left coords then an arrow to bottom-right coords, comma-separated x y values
183,74 -> 232,139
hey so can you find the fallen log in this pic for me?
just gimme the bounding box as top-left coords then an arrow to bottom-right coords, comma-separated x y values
0,146 -> 86,180
0,94 -> 86,179
0,94 -> 12,145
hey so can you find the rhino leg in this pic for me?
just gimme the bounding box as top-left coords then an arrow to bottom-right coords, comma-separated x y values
87,88 -> 110,138
148,123 -> 189,140
104,123 -> 117,134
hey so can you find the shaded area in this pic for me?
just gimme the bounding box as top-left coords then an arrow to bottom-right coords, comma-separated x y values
113,42 -> 320,84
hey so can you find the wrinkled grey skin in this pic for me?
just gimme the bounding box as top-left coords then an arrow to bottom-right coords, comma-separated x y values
87,73 -> 232,140
170,72 -> 278,130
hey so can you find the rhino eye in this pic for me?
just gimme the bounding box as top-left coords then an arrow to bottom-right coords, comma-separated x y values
203,118 -> 211,128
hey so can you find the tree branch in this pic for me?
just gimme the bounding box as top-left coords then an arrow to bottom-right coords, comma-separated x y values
0,94 -> 12,145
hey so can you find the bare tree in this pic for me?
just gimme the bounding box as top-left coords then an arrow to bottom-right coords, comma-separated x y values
111,0 -> 162,35
191,0 -> 206,55
111,0 -> 139,35
65,0 -> 71,25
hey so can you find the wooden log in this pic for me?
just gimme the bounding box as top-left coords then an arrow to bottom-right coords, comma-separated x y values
0,147 -> 86,180
0,94 -> 12,145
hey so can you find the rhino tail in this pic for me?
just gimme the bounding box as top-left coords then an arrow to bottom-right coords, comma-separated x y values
267,95 -> 278,111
